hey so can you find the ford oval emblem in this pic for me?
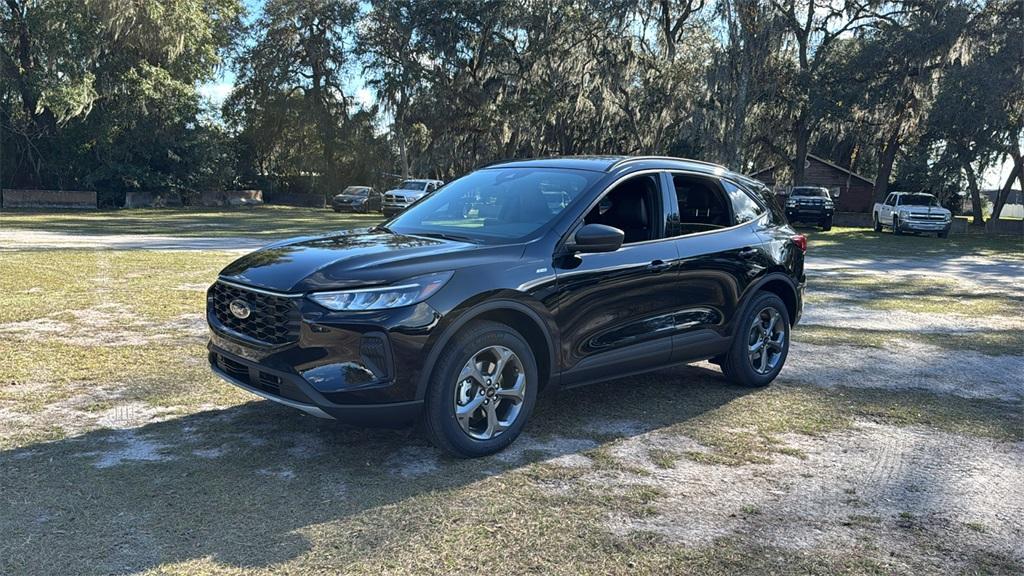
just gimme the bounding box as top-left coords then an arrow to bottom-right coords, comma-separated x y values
229,299 -> 252,319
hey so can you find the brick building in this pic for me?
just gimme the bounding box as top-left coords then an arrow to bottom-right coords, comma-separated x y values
749,154 -> 875,213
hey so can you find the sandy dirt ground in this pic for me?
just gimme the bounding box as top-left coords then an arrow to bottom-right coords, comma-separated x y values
1,232 -> 1021,574
0,229 -> 267,251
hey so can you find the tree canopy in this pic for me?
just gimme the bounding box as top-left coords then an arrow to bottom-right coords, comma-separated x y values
2,0 -> 1020,221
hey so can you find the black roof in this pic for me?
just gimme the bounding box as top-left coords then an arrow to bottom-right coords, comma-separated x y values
485,156 -> 733,176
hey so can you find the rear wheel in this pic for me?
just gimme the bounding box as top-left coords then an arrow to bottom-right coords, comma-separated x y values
422,321 -> 538,457
873,213 -> 882,232
721,293 -> 790,388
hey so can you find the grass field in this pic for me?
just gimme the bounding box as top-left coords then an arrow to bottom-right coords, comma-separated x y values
803,226 -> 1024,260
1,210 -> 1022,575
0,206 -> 381,238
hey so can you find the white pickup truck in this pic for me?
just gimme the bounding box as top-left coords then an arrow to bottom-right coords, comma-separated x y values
873,192 -> 952,238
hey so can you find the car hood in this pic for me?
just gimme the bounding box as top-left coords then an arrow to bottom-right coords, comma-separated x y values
333,194 -> 365,201
219,230 -> 524,293
386,189 -> 424,196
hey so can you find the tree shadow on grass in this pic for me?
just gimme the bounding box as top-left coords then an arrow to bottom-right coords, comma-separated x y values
0,364 -> 750,575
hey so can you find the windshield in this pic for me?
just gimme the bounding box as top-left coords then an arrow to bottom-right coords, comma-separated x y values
399,180 -> 429,191
792,187 -> 829,197
388,168 -> 599,243
899,194 -> 938,207
343,187 -> 368,197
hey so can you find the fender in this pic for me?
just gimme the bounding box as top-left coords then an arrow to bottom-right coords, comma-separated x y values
732,271 -> 800,333
414,298 -> 559,400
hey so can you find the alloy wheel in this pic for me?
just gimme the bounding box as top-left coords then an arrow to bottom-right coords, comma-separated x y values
453,345 -> 527,440
747,307 -> 786,375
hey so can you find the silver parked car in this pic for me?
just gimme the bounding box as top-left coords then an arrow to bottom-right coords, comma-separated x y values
382,179 -> 444,217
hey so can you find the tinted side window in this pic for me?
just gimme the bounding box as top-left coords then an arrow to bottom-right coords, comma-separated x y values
666,174 -> 733,237
583,174 -> 662,244
724,181 -> 765,224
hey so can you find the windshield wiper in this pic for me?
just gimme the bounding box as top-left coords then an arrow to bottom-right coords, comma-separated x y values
370,224 -> 395,234
413,231 -> 477,243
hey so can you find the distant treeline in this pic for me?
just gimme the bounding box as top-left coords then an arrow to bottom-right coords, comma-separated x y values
1,0 -> 1021,220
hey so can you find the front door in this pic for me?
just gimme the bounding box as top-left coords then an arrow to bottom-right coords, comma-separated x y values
552,173 -> 683,386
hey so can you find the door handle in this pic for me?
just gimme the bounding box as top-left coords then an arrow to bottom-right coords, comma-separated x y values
647,260 -> 671,272
738,247 -> 758,259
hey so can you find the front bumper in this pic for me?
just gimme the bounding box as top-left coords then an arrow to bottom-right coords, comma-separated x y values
207,284 -> 440,425
331,202 -> 366,212
382,204 -> 409,217
209,345 -> 423,425
785,207 -> 833,222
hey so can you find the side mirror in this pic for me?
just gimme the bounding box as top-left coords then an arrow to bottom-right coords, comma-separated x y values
570,223 -> 624,253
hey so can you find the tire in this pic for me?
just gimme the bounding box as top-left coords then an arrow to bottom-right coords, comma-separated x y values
938,229 -> 949,239
333,208 -> 341,213
820,216 -> 833,231
873,214 -> 882,232
422,320 -> 538,458
893,217 -> 903,235
720,292 -> 791,388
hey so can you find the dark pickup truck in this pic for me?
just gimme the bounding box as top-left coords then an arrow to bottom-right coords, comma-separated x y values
784,186 -> 834,230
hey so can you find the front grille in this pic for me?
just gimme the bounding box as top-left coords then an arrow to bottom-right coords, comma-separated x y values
907,213 -> 946,221
385,194 -> 405,203
210,282 -> 300,345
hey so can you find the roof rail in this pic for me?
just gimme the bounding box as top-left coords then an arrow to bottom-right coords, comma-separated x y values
606,156 -> 727,172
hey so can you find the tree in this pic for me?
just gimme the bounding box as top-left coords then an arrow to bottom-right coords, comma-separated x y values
228,0 -> 361,193
768,0 -> 894,184
1,0 -> 242,197
925,0 -> 1022,224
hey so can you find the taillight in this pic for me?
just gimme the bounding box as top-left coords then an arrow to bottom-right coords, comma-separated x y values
791,234 -> 807,253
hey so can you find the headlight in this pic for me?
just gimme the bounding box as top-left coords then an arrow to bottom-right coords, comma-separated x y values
786,199 -> 797,207
899,209 -> 909,216
308,271 -> 453,311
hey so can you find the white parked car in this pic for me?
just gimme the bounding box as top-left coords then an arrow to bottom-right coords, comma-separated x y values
873,192 -> 952,237
382,179 -> 444,217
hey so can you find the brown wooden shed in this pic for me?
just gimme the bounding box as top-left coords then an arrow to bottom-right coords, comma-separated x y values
749,154 -> 875,213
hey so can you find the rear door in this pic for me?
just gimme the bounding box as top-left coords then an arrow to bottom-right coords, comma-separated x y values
663,173 -> 771,362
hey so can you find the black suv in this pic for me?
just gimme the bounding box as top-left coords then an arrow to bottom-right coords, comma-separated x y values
207,157 -> 806,457
785,186 -> 834,230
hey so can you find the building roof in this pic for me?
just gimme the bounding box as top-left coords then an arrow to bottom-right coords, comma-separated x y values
749,154 -> 874,186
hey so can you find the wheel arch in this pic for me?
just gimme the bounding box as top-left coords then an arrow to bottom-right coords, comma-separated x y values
739,273 -> 800,327
415,298 -> 557,400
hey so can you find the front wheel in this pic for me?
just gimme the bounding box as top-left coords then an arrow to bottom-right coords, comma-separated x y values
422,321 -> 538,457
720,293 -> 790,388
820,215 -> 833,231
893,217 -> 903,235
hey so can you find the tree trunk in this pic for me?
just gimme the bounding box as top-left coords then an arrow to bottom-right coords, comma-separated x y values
874,130 -> 900,202
793,111 -> 809,185
991,150 -> 1022,221
963,161 -> 984,225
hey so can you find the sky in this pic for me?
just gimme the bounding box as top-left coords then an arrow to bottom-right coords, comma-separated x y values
198,1 -> 1015,189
